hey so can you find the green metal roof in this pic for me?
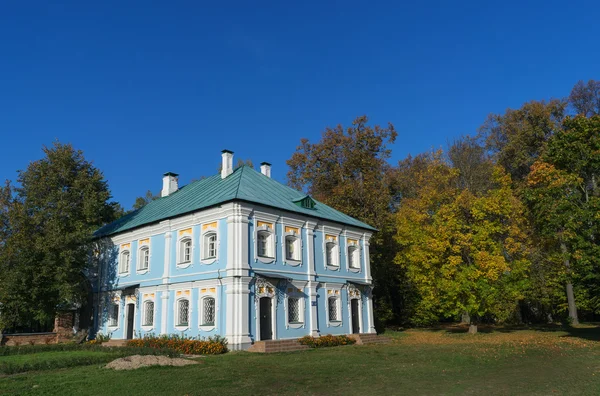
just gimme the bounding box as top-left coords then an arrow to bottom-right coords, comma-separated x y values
95,166 -> 376,237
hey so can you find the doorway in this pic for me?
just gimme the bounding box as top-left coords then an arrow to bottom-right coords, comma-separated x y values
351,299 -> 360,334
259,297 -> 272,340
126,303 -> 135,340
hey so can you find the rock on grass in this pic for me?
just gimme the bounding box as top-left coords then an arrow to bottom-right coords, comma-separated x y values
105,355 -> 200,370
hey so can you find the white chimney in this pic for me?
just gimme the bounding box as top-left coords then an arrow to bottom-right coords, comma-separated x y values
221,150 -> 234,179
161,172 -> 179,197
260,162 -> 271,178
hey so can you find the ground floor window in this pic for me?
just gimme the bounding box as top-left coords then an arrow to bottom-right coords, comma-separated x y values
109,304 -> 119,327
177,299 -> 190,327
328,297 -> 340,322
288,297 -> 301,324
202,297 -> 215,326
143,301 -> 154,326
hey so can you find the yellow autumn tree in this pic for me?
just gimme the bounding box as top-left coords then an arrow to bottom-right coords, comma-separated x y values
395,152 -> 531,333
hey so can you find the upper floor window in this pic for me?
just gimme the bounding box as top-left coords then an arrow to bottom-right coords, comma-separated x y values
201,297 -> 216,326
119,251 -> 130,274
257,230 -> 273,258
143,300 -> 154,327
109,303 -> 119,327
326,242 -> 338,267
203,232 -> 217,260
285,236 -> 300,261
177,299 -> 190,327
348,245 -> 359,269
138,246 -> 150,271
179,238 -> 192,264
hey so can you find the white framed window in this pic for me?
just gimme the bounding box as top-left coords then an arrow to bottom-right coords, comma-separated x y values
119,251 -> 130,274
326,242 -> 339,267
138,246 -> 150,271
348,245 -> 360,269
285,235 -> 300,261
328,296 -> 341,322
108,303 -> 119,327
288,297 -> 303,324
257,230 -> 274,258
142,300 -> 154,327
176,299 -> 190,327
201,297 -> 216,326
203,232 -> 217,260
179,237 -> 192,264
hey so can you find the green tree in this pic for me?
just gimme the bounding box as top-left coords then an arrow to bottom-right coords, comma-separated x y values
569,79 -> 600,117
132,190 -> 160,210
287,116 -> 408,326
0,142 -> 118,329
395,153 -> 531,333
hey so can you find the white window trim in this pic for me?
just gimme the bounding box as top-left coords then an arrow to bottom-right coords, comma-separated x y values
199,294 -> 217,331
347,287 -> 363,333
256,225 -> 275,263
108,301 -> 121,329
347,242 -> 361,273
255,280 -> 277,341
325,239 -> 340,270
283,232 -> 302,266
141,299 -> 155,330
137,244 -> 151,274
174,297 -> 191,330
119,250 -> 131,276
285,292 -> 305,329
177,236 -> 193,268
201,226 -> 219,264
325,284 -> 343,327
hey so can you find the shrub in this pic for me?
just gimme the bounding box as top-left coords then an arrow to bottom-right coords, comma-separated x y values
127,334 -> 228,355
298,334 -> 356,348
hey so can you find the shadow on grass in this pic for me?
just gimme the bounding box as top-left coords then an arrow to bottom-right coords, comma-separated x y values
386,323 -> 600,342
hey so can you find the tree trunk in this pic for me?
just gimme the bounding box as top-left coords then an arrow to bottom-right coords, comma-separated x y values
468,324 -> 478,334
560,240 -> 579,325
461,311 -> 471,324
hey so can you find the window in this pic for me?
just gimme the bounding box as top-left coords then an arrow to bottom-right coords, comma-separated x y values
179,238 -> 192,264
138,246 -> 149,271
348,246 -> 359,269
203,232 -> 217,260
202,297 -> 215,326
285,236 -> 300,261
143,301 -> 154,326
288,297 -> 301,323
119,251 -> 130,273
326,242 -> 338,267
257,230 -> 272,258
177,299 -> 190,327
328,297 -> 339,322
109,304 -> 119,327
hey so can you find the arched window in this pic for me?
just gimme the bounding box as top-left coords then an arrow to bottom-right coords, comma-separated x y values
179,238 -> 192,264
177,299 -> 190,327
285,236 -> 299,261
203,232 -> 217,260
119,251 -> 130,274
328,296 -> 340,322
348,246 -> 359,269
109,303 -> 119,327
143,301 -> 154,326
326,242 -> 338,267
257,230 -> 273,258
202,297 -> 215,326
138,246 -> 150,271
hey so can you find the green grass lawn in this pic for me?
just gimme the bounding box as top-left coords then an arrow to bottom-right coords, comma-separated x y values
1,325 -> 599,395
0,350 -> 116,365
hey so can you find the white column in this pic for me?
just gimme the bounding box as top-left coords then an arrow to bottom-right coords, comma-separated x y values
308,281 -> 320,336
160,291 -> 169,335
363,233 -> 372,283
367,289 -> 376,333
306,222 -> 316,277
163,231 -> 172,284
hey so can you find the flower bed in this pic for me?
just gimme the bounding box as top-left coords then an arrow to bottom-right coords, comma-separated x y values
126,334 -> 228,355
298,334 -> 356,348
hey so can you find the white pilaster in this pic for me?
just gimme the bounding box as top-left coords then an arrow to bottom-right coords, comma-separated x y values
160,291 -> 169,335
363,233 -> 372,283
163,231 -> 172,284
308,281 -> 320,336
367,289 -> 376,333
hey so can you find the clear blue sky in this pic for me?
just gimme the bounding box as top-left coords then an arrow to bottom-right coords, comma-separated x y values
1,1 -> 598,208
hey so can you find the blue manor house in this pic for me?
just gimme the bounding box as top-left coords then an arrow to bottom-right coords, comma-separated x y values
92,150 -> 376,350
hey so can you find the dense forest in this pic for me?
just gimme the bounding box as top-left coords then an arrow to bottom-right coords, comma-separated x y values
1,80 -> 599,333
288,79 -> 600,332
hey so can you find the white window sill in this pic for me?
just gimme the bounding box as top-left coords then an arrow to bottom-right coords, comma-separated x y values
326,265 -> 340,271
174,325 -> 190,331
141,326 -> 154,332
348,267 -> 361,273
257,256 -> 275,264
287,322 -> 304,329
136,269 -> 149,275
107,325 -> 119,331
200,257 -> 217,265
118,272 -> 130,277
285,259 -> 302,267
328,321 -> 342,327
176,262 -> 192,269
199,324 -> 216,332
